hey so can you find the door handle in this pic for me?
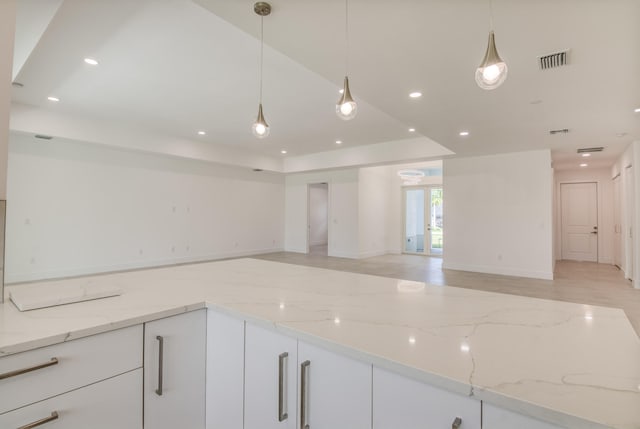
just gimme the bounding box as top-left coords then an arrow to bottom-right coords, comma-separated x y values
452,417 -> 462,429
17,411 -> 59,429
300,360 -> 311,429
278,352 -> 288,422
155,335 -> 164,396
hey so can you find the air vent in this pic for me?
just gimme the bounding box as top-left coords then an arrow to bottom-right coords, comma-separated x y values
34,134 -> 53,140
549,128 -> 569,135
577,147 -> 604,154
539,50 -> 570,70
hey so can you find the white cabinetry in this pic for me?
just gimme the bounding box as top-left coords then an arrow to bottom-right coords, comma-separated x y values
144,309 -> 206,429
244,323 -> 297,429
0,368 -> 142,429
297,341 -> 372,429
483,403 -> 565,429
206,309 -> 245,429
373,366 -> 481,429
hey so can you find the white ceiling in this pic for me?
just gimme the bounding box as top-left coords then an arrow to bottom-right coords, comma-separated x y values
10,0 -> 640,172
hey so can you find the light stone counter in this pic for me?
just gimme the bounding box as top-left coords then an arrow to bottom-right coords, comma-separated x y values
1,258 -> 639,429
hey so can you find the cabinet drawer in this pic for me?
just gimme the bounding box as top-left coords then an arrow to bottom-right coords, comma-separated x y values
0,368 -> 142,429
0,325 -> 142,414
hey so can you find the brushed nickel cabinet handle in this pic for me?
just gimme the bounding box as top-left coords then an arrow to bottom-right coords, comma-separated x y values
300,360 -> 311,429
155,335 -> 164,396
17,411 -> 59,429
452,416 -> 462,429
0,358 -> 58,381
278,352 -> 289,422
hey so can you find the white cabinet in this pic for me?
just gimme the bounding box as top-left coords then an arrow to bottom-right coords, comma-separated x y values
0,325 -> 142,414
297,341 -> 372,429
244,323 -> 297,429
373,366 -> 481,429
144,310 -> 206,429
0,368 -> 142,429
206,309 -> 245,429
482,403 -> 565,429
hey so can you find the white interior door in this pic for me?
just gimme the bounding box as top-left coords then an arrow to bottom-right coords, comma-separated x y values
560,183 -> 598,262
613,175 -> 622,269
625,166 -> 634,280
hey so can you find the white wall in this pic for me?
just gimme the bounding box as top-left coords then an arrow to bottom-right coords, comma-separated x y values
284,169 -> 359,258
308,183 -> 328,246
358,166 -> 391,258
443,150 -> 554,280
0,1 -> 15,200
554,168 -> 614,264
6,133 -> 285,283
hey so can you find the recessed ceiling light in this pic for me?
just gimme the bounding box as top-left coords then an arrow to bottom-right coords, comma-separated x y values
581,153 -> 591,157
281,150 -> 287,154
634,108 -> 640,113
408,128 -> 415,132
408,336 -> 416,344
84,58 -> 99,66
47,96 -> 60,102
409,91 -> 422,98
335,140 -> 342,144
197,131 -> 206,136
580,163 -> 588,167
459,131 -> 470,136
338,89 -> 344,94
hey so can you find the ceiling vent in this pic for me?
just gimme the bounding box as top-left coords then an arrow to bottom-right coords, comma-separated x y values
577,147 -> 604,154
549,128 -> 569,135
539,50 -> 570,70
34,134 -> 53,140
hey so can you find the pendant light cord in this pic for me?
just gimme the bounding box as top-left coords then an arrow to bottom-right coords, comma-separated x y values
489,0 -> 494,30
259,15 -> 264,103
345,0 -> 349,76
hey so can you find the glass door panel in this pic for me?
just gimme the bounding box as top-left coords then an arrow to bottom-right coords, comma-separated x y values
404,189 -> 425,253
429,188 -> 443,255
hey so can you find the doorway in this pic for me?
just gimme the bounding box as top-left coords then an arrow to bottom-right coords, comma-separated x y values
402,186 -> 443,255
560,182 -> 598,262
307,183 -> 328,255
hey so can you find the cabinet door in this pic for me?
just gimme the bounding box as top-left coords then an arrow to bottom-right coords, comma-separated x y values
482,403 -> 565,429
144,310 -> 206,429
245,323 -> 297,429
373,366 -> 481,429
206,309 -> 245,429
298,341 -> 371,429
0,368 -> 142,429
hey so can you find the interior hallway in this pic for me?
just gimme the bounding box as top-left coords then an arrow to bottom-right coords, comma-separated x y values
253,250 -> 640,337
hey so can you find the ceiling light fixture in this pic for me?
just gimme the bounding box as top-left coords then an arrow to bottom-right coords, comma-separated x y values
281,150 -> 287,154
335,140 -> 342,144
409,92 -> 422,98
459,131 -> 470,136
336,0 -> 357,120
47,96 -> 60,102
475,0 -> 508,90
84,58 -> 99,66
581,153 -> 591,157
634,108 -> 640,113
197,131 -> 206,136
580,163 -> 588,167
252,2 -> 271,138
408,128 -> 415,132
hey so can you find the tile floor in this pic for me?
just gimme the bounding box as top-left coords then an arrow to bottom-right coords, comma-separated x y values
254,247 -> 640,337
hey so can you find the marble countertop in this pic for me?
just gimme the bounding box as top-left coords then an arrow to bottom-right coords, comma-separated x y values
1,258 -> 639,429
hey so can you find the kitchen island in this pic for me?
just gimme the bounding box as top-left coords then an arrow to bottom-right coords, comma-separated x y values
0,258 -> 639,429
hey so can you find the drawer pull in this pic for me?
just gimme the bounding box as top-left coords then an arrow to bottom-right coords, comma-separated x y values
300,360 -> 310,429
278,352 -> 288,422
452,416 -> 462,429
0,358 -> 59,381
155,335 -> 164,396
17,411 -> 59,429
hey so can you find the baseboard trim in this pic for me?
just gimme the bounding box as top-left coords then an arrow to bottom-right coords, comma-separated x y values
442,261 -> 554,280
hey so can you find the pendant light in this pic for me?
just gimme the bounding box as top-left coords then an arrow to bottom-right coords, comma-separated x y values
336,0 -> 357,120
252,2 -> 271,138
475,0 -> 508,90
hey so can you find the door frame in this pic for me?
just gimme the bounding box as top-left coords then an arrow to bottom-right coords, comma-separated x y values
559,181 -> 598,262
401,185 -> 442,256
306,182 -> 330,254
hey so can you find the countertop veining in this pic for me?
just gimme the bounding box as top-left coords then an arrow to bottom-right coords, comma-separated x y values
1,258 -> 639,429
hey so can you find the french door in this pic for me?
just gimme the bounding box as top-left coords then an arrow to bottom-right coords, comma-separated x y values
403,186 -> 443,255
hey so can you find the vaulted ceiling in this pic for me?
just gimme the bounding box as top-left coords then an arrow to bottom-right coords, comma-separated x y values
10,0 -> 640,172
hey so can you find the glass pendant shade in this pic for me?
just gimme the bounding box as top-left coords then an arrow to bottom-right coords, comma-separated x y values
336,76 -> 357,120
252,103 -> 270,138
475,31 -> 508,90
